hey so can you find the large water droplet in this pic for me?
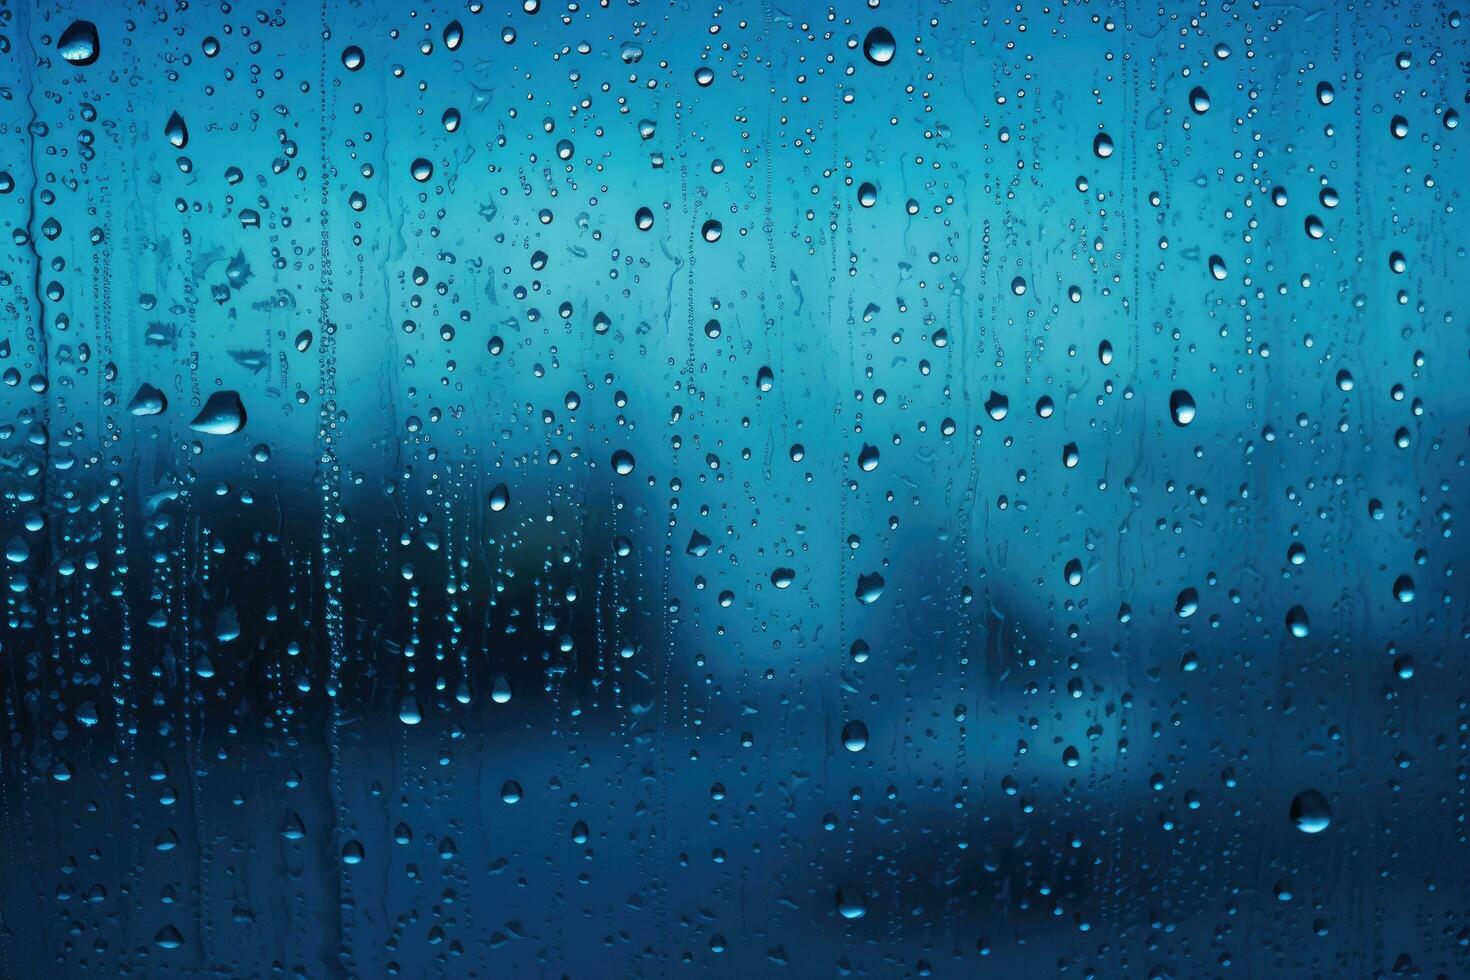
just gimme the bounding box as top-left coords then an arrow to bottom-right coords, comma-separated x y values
984,391 -> 1009,421
58,21 -> 100,66
189,391 -> 246,435
127,383 -> 167,417
488,483 -> 510,512
855,572 -> 885,604
164,112 -> 189,149
398,695 -> 422,725
1286,605 -> 1311,638
862,27 -> 896,66
1290,789 -> 1332,833
836,886 -> 868,919
1169,389 -> 1196,426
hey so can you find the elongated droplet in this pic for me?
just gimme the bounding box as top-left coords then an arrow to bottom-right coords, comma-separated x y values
189,391 -> 246,435
165,111 -> 189,149
127,383 -> 167,417
1169,389 -> 1196,426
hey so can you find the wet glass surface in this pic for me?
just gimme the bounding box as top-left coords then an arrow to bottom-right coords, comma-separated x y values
0,2 -> 1467,976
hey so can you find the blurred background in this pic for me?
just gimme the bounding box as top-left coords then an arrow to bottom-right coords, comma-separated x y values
0,0 -> 1466,976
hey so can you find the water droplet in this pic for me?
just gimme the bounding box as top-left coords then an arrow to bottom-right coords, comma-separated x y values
398,696 -> 422,725
164,112 -> 189,150
1286,605 -> 1311,638
862,27 -> 896,67
488,483 -> 510,512
1290,789 -> 1332,833
1188,86 -> 1210,113
189,391 -> 246,435
443,20 -> 464,50
1064,558 -> 1084,587
1169,389 -> 1196,426
127,383 -> 167,417
855,572 -> 885,604
984,391 -> 1009,421
58,21 -> 100,66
